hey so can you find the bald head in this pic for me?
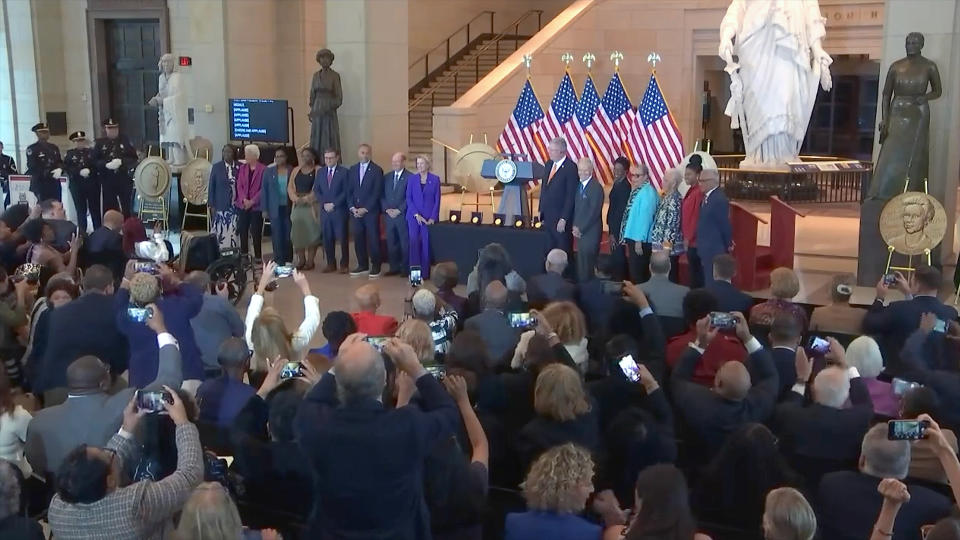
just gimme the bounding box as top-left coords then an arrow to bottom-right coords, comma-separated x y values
335,340 -> 386,403
484,280 -> 508,309
813,367 -> 850,408
390,152 -> 406,171
545,249 -> 568,274
714,360 -> 751,401
66,356 -> 109,393
103,210 -> 124,231
354,284 -> 381,312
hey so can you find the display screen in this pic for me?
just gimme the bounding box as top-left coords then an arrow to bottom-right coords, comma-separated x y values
229,98 -> 289,143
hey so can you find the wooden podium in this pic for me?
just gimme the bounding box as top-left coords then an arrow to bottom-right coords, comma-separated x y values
731,196 -> 805,291
769,195 -> 805,269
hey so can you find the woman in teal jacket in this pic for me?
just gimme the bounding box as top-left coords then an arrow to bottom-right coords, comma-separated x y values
621,164 -> 660,283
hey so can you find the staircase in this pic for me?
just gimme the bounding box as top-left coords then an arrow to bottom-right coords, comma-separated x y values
408,11 -> 543,159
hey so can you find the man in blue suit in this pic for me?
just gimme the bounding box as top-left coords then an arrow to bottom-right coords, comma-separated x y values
382,151 -> 410,276
707,253 -> 754,314
695,168 -> 732,287
347,143 -> 384,277
314,147 -> 350,273
539,137 -> 577,256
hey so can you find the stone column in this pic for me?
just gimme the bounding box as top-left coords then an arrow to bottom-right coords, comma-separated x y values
325,0 -> 408,165
0,0 -> 42,166
857,0 -> 960,285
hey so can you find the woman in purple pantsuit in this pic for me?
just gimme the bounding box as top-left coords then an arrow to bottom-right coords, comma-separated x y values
406,154 -> 441,278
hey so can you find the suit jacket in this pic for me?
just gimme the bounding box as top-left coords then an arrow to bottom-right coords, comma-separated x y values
207,160 -> 238,211
464,309 -> 520,368
768,346 -> 799,400
382,168 -> 410,215
405,172 -> 441,222
639,274 -> 689,318
347,160 -> 384,214
572,177 -> 604,244
516,408 -> 601,477
351,311 -> 399,336
260,164 -> 290,223
37,293 -> 129,394
85,226 -> 123,254
863,295 -> 958,373
707,280 -> 754,314
605,178 -> 632,242
696,187 -> 732,258
539,157 -> 577,225
25,336 -> 182,478
294,372 -> 459,540
526,272 -> 576,307
313,165 -> 350,213
234,161 -> 266,211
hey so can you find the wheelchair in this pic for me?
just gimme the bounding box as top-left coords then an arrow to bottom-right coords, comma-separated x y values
180,232 -> 257,305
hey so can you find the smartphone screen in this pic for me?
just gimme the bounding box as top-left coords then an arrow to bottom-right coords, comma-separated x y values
127,306 -> 151,323
134,261 -> 159,275
409,266 -> 422,287
273,265 -> 294,278
618,354 -> 641,382
883,273 -> 898,286
280,362 -> 302,379
508,312 -> 536,329
364,336 -> 389,352
887,419 -> 929,441
600,280 -> 623,295
136,390 -> 172,414
708,311 -> 736,329
807,336 -> 830,355
425,364 -> 446,380
891,378 -> 921,396
934,319 -> 947,333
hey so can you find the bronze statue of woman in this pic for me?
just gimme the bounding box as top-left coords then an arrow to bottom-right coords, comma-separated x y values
868,32 -> 942,200
308,48 -> 342,154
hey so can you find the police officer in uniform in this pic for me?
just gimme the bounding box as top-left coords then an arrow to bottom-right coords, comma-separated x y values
93,117 -> 138,217
0,140 -> 18,208
26,122 -> 63,203
64,130 -> 101,231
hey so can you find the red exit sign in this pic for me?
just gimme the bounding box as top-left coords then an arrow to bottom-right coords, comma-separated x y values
179,56 -> 192,66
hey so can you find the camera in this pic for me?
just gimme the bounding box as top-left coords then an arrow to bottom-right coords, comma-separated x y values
280,362 -> 303,380
135,390 -> 173,414
508,312 -> 537,329
409,266 -> 422,287
127,305 -> 152,323
887,419 -> 930,441
708,312 -> 736,329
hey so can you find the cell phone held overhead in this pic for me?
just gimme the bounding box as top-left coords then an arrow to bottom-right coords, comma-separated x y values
409,266 -> 423,287
135,390 -> 173,414
127,305 -> 153,323
887,419 -> 930,441
508,312 -> 537,329
708,312 -> 736,330
273,264 -> 295,278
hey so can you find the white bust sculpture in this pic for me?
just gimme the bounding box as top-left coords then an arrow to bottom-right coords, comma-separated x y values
148,53 -> 190,166
719,0 -> 833,169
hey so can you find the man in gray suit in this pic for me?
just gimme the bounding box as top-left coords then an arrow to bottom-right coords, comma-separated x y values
572,157 -> 605,282
464,281 -> 519,369
25,303 -> 183,479
527,248 -> 577,307
639,251 -> 690,318
382,151 -> 410,276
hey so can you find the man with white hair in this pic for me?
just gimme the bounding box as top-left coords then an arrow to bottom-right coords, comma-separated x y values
571,157 -> 605,282
773,339 -> 874,484
295,335 -> 459,539
694,168 -> 732,287
539,137 -> 578,254
817,424 -> 952,540
639,251 -> 688,318
409,288 -> 458,358
527,248 -> 576,307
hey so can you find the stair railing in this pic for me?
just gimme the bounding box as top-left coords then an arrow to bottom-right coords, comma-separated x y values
409,11 -> 495,99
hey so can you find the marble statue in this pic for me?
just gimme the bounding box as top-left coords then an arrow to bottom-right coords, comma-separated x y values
148,53 -> 191,166
868,32 -> 942,200
308,48 -> 342,153
719,0 -> 833,169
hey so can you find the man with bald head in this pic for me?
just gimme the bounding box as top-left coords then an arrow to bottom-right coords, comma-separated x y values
85,209 -> 124,254
527,248 -> 576,308
381,151 -> 410,276
295,335 -> 458,539
351,283 -> 398,335
670,311 -> 778,458
465,280 -> 520,368
571,157 -> 605,282
695,168 -> 732,286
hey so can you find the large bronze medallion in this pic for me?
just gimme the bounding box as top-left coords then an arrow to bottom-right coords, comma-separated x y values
879,191 -> 946,256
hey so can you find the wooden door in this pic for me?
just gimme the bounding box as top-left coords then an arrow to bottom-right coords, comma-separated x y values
104,19 -> 161,149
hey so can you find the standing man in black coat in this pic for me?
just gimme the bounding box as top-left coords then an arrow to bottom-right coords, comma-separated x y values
92,117 -> 138,217
63,131 -> 101,231
0,140 -> 18,208
539,136 -> 577,257
381,152 -> 410,276
26,122 -> 63,203
605,157 -> 632,281
347,143 -> 383,277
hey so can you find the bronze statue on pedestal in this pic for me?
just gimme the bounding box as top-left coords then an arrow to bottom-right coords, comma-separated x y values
308,48 -> 343,154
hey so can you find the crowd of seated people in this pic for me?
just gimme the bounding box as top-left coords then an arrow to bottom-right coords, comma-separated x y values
0,208 -> 958,540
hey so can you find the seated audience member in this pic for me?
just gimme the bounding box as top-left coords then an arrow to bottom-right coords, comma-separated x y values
516,363 -> 600,474
173,482 -> 278,540
467,242 -> 524,297
900,314 -> 960,421
809,273 -> 865,334
762,487 -> 817,540
312,310 -> 356,359
246,261 -> 320,371
671,312 -> 778,457
666,289 -> 747,386
120,216 -> 148,257
766,314 -> 803,399
575,258 -> 620,335
749,267 -> 808,330
85,210 -> 124,254
396,318 -> 437,366
26,305 -> 181,479
0,372 -> 32,477
900,387 -> 958,484
0,270 -> 30,385
527,249 -> 577,308
48,388 -> 202,539
639,251 -> 689,318
410,288 -> 458,359
606,464 -> 712,540
775,340 -> 873,485
540,301 -> 589,373
464,281 -> 519,369
351,283 -> 398,336
706,253 -> 754,314
24,275 -> 78,378
505,271 -> 527,312
694,423 -> 802,537
0,459 -> 44,540
195,338 -> 256,429
432,261 -> 467,315
184,271 -> 244,377
38,199 -> 76,250
36,265 -> 128,401
294,336 -> 458,538
846,335 -> 898,417
22,219 -> 80,283
817,423 -> 953,540
505,443 -> 626,539
118,266 -> 203,387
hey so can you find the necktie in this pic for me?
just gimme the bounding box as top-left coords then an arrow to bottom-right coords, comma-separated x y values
359,164 -> 366,188
548,163 -> 558,183
327,167 -> 333,187
395,171 -> 400,190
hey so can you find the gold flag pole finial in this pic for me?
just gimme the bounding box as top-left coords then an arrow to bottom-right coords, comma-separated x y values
522,54 -> 534,77
647,52 -> 661,71
561,52 -> 574,70
582,52 -> 596,72
610,51 -> 624,71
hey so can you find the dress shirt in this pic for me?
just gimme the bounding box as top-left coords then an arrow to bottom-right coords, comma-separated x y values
359,161 -> 368,189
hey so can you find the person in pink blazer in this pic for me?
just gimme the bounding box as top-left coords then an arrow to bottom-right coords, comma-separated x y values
235,144 -> 266,261
405,154 -> 441,278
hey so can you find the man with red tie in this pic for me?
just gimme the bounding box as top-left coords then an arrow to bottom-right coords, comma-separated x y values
313,147 -> 350,273
539,137 -> 578,255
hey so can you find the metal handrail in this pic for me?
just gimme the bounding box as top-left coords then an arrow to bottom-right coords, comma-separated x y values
408,11 -> 495,93
408,9 -> 543,112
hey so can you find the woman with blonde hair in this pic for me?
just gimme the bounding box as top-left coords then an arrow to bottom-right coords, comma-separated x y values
749,267 -> 808,330
512,301 -> 589,373
395,318 -> 435,365
245,261 -> 321,372
406,154 -> 440,278
174,482 -> 277,540
762,487 -> 817,540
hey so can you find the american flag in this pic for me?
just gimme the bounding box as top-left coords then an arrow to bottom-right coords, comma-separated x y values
633,74 -> 684,189
497,79 -> 547,164
599,72 -> 646,181
540,72 -> 590,163
575,75 -> 613,184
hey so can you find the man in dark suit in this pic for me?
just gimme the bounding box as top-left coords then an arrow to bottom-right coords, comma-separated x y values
34,265 -> 129,403
63,130 -> 101,231
863,264 -> 958,374
464,281 -> 520,369
539,137 -> 577,256
572,157 -> 604,282
765,314 -> 802,400
92,117 -> 138,217
707,253 -> 754,314
695,169 -> 732,287
382,151 -> 410,276
85,209 -> 124,254
347,143 -> 383,277
527,248 -> 576,308
295,335 -> 458,539
605,157 -> 632,280
313,147 -> 350,273
817,424 -> 952,540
